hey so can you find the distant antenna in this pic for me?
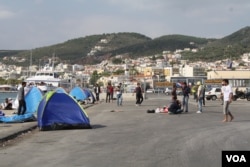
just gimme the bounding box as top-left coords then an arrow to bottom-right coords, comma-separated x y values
52,50 -> 55,71
29,49 -> 32,77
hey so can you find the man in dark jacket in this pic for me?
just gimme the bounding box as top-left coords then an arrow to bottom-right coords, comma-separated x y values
134,83 -> 143,106
17,82 -> 27,115
182,82 -> 190,113
94,83 -> 101,102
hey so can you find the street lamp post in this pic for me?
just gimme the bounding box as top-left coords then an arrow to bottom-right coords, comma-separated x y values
157,75 -> 160,96
144,78 -> 147,100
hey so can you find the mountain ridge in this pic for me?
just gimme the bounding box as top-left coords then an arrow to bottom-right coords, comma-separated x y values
1,26 -> 250,65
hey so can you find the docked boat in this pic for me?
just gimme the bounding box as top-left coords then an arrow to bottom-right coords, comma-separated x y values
0,85 -> 17,93
26,71 -> 70,91
25,64 -> 71,92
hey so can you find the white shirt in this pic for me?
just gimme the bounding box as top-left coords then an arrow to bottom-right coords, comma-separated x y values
222,85 -> 232,101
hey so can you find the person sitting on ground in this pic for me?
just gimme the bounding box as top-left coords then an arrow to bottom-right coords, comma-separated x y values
0,110 -> 5,116
168,96 -> 183,114
147,96 -> 183,114
0,98 -> 13,110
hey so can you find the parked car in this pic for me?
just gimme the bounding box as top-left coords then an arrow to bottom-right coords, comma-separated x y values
177,89 -> 183,95
245,88 -> 250,101
146,88 -> 155,93
154,88 -> 165,93
232,90 -> 246,101
245,91 -> 250,101
146,88 -> 164,93
165,87 -> 172,95
205,87 -> 221,100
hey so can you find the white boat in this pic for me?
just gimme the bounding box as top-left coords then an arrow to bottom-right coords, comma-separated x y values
0,85 -> 17,93
26,71 -> 70,90
25,64 -> 71,91
26,71 -> 62,86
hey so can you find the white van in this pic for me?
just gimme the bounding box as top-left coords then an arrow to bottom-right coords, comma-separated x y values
165,87 -> 172,95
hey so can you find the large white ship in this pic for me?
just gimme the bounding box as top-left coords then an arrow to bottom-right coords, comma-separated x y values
25,64 -> 70,92
0,84 -> 17,93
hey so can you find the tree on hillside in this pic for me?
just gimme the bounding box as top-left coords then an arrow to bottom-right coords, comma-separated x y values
151,55 -> 156,61
89,70 -> 100,85
112,58 -> 123,64
113,69 -> 124,75
101,71 -> 111,77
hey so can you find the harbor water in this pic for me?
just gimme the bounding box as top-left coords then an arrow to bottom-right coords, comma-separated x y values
0,92 -> 18,104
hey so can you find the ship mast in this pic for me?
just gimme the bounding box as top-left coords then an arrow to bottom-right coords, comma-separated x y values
28,49 -> 32,77
52,50 -> 55,71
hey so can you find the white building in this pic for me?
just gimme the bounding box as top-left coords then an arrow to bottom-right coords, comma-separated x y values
179,64 -> 206,77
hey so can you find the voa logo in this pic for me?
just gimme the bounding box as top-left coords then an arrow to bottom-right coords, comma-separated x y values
226,155 -> 247,163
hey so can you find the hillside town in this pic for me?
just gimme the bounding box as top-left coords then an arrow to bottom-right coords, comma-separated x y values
1,46 -> 250,93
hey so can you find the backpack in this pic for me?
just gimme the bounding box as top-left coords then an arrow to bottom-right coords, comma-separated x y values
183,86 -> 190,96
107,86 -> 111,93
202,86 -> 206,96
0,110 -> 5,116
199,85 -> 205,97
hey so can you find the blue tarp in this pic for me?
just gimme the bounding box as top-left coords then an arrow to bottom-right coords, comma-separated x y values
0,87 -> 43,123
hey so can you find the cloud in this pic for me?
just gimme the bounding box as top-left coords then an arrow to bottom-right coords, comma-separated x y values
0,9 -> 15,19
34,0 -> 44,4
0,0 -> 250,49
106,0 -> 166,12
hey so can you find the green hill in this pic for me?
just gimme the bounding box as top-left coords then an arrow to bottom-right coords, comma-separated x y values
1,26 -> 250,65
177,26 -> 250,61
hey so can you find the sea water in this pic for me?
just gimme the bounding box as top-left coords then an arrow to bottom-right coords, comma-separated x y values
0,92 -> 18,104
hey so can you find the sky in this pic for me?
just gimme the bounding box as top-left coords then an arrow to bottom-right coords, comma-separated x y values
0,0 -> 249,50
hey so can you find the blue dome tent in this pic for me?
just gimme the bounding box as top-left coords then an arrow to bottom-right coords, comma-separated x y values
37,91 -> 91,130
69,86 -> 88,101
55,87 -> 66,93
82,88 -> 91,97
83,88 -> 96,103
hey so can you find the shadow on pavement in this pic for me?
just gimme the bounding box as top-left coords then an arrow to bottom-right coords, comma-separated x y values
91,124 -> 107,129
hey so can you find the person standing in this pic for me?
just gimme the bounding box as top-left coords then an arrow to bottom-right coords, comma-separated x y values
110,84 -> 114,103
115,83 -> 123,106
220,81 -> 225,105
202,84 -> 206,106
171,83 -> 177,99
182,82 -> 190,113
191,84 -> 198,101
17,82 -> 27,115
135,83 -> 143,106
221,79 -> 234,122
196,81 -> 204,113
94,83 -> 101,102
106,82 -> 112,103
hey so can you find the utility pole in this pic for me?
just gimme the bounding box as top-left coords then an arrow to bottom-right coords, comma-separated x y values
144,78 -> 147,100
29,49 -> 32,77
